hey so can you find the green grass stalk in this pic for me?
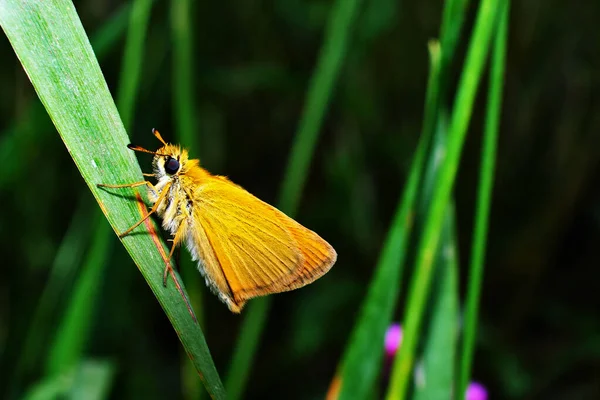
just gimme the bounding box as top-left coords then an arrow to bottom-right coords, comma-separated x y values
457,1 -> 509,396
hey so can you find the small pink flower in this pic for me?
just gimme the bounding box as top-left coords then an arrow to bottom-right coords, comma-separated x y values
384,323 -> 403,357
466,382 -> 488,400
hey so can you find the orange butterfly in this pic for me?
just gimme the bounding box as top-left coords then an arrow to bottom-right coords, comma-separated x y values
99,129 -> 337,312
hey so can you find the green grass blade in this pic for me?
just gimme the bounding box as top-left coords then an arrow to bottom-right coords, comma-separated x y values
413,210 -> 458,400
171,0 -> 198,152
225,0 -> 362,398
334,42 -> 441,400
90,3 -> 133,57
69,360 -> 115,400
436,0 -> 472,113
277,0 -> 363,215
23,372 -> 72,400
225,299 -> 270,400
23,360 -> 115,400
458,1 -> 509,396
170,0 -> 205,398
0,2 -> 131,189
439,0 -> 472,65
117,0 -> 153,129
0,1 -> 225,398
385,0 -> 503,398
45,215 -> 112,376
413,114 -> 459,400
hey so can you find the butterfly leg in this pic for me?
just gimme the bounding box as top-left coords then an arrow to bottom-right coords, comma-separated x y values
97,180 -> 152,189
97,180 -> 160,236
97,180 -> 168,238
163,226 -> 186,286
116,183 -> 171,237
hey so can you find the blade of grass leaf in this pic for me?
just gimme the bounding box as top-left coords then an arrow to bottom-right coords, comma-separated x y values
436,0 -> 472,117
413,210 -> 458,400
0,1 -> 225,398
439,0 -> 472,65
90,3 -> 133,57
457,1 -> 508,396
170,0 -> 205,398
0,2 -> 132,189
277,0 -> 362,215
23,360 -> 115,400
334,41 -> 441,400
172,0 -> 198,151
45,215 -> 112,376
117,0 -> 153,129
413,114 -> 459,400
225,0 -> 362,398
23,371 -> 72,400
385,0 -> 503,398
69,360 -> 115,400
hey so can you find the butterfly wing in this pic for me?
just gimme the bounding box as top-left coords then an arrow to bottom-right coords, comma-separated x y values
189,176 -> 336,312
277,213 -> 337,290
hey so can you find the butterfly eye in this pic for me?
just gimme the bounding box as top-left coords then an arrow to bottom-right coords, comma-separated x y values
164,157 -> 180,175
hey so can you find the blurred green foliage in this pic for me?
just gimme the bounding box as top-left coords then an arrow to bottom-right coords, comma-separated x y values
2,0 -> 600,399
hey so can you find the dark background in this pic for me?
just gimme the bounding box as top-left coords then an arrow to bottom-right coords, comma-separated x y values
1,1 -> 600,399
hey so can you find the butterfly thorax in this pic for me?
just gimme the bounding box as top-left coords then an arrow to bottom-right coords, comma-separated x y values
149,145 -> 211,238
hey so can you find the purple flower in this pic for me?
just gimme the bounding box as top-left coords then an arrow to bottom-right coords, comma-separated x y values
384,323 -> 402,357
465,382 -> 488,400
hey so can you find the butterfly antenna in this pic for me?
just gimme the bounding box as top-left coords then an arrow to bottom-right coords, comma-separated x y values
152,128 -> 168,145
127,144 -> 169,157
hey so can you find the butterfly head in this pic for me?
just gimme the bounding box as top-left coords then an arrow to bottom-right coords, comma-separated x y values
127,129 -> 193,181
151,144 -> 190,179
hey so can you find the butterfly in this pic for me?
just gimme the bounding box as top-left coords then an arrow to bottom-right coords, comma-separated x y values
98,129 -> 337,312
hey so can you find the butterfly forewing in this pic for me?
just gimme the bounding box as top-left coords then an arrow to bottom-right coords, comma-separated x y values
190,177 -> 334,311
193,179 -> 300,305
279,215 -> 337,290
